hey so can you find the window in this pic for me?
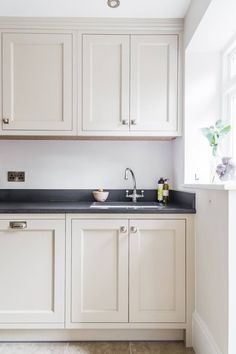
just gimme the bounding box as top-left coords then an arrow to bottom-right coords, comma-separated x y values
222,39 -> 236,157
229,50 -> 236,78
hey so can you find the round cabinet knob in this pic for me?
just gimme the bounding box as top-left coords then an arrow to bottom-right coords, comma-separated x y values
120,226 -> 127,233
131,119 -> 137,125
2,118 -> 9,124
130,226 -> 137,233
122,120 -> 129,126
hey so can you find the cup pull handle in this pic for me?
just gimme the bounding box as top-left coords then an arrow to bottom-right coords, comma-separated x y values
9,221 -> 27,229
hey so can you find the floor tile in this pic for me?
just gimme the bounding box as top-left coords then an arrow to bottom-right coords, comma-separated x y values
0,342 -> 195,354
31,342 -> 68,354
130,342 -> 195,354
108,342 -> 130,354
66,342 -> 111,354
0,343 -> 34,354
130,342 -> 160,354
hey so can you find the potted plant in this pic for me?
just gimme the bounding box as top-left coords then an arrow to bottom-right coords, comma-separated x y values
201,120 -> 231,182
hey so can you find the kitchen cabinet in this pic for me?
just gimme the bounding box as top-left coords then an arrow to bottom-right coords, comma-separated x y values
82,34 -> 179,136
82,35 -> 130,132
67,217 -> 186,326
1,32 -> 74,135
129,219 -> 185,322
69,219 -> 129,323
0,217 -> 65,327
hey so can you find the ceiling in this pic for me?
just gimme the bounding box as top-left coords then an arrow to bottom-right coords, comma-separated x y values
0,0 -> 191,18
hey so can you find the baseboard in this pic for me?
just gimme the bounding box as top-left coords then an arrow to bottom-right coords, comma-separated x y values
192,312 -> 222,354
0,329 -> 184,342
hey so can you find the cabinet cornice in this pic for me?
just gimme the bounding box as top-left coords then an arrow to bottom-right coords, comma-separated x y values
0,17 -> 184,32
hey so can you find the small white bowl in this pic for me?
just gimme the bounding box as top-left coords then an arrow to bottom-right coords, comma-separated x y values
92,191 -> 109,202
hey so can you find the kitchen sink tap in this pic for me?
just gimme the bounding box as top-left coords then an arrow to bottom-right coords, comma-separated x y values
124,168 -> 144,202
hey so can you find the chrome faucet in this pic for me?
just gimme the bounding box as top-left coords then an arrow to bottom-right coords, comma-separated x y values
124,168 -> 144,202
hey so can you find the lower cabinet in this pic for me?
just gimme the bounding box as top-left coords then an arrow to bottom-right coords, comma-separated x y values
0,217 -> 65,326
129,219 -> 185,322
67,217 -> 186,326
70,219 -> 129,323
0,215 -> 189,331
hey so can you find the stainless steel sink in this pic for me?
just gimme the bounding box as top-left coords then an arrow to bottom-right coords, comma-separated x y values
90,202 -> 165,209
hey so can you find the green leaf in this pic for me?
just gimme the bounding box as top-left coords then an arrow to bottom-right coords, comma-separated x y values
220,125 -> 231,135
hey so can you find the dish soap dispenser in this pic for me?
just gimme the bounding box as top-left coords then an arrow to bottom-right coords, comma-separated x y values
163,179 -> 170,205
157,177 -> 164,203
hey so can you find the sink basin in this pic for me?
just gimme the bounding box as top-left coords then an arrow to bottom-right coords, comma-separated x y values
90,202 -> 165,209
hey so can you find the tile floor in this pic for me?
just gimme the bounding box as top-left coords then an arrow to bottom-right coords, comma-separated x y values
0,342 -> 195,354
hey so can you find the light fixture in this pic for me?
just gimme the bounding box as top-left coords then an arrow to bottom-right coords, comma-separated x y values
107,0 -> 120,8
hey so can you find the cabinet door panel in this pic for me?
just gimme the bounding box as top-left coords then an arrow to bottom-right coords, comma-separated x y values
83,35 -> 129,131
130,219 -> 185,322
0,219 -> 65,325
130,35 -> 178,132
2,33 -> 73,131
70,219 -> 128,323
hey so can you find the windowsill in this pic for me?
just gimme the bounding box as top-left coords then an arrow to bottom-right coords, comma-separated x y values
183,182 -> 236,191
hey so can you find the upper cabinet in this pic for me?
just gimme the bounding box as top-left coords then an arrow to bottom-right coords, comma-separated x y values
82,34 -> 180,137
130,35 -> 178,133
82,35 -> 130,132
0,19 -> 182,138
1,32 -> 75,135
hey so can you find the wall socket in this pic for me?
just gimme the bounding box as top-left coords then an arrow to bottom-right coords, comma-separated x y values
8,171 -> 25,182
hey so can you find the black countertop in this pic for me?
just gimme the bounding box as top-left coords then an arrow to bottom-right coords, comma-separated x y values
0,189 -> 196,214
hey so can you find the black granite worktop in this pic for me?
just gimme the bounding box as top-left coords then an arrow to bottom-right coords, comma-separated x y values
0,189 -> 196,214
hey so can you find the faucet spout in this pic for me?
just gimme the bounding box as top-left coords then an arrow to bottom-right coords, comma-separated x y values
124,168 -> 144,203
124,168 -> 137,191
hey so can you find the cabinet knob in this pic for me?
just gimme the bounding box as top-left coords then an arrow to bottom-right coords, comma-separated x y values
9,221 -> 27,229
122,120 -> 129,126
2,118 -> 9,124
120,226 -> 127,233
130,226 -> 137,233
131,119 -> 137,125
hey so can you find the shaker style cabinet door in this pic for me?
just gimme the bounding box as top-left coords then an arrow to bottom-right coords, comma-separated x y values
69,219 -> 129,323
82,35 -> 130,131
130,35 -> 178,132
2,33 -> 73,132
0,219 -> 65,326
129,219 -> 185,323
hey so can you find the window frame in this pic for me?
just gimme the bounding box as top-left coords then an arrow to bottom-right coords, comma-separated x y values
222,38 -> 236,158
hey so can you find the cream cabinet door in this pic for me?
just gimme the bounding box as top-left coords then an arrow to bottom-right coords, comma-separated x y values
0,219 -> 65,326
82,35 -> 130,131
69,219 -> 128,323
130,35 -> 178,132
130,219 -> 185,323
2,33 -> 73,132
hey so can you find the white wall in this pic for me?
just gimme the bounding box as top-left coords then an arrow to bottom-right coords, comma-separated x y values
184,0 -> 212,49
193,189 -> 228,354
0,140 -> 173,189
185,51 -> 222,184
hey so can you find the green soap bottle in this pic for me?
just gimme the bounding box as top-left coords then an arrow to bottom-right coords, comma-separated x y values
157,177 -> 164,203
163,179 -> 170,204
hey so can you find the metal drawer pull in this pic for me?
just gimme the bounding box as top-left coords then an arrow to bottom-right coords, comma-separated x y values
122,120 -> 129,126
2,118 -> 9,124
131,119 -> 137,125
9,221 -> 27,229
120,226 -> 127,233
130,226 -> 137,233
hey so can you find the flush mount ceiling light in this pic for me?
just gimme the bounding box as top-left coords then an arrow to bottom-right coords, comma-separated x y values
107,0 -> 120,8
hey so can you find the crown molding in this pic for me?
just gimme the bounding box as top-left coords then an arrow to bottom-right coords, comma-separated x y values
0,17 -> 184,32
